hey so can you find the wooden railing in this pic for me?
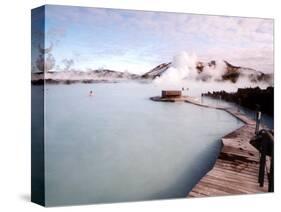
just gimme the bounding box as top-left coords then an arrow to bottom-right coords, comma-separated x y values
250,124 -> 274,192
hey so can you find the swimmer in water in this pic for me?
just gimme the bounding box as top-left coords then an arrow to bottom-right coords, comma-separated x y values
89,90 -> 94,96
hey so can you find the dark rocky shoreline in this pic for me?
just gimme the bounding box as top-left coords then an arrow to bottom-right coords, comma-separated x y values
203,87 -> 274,116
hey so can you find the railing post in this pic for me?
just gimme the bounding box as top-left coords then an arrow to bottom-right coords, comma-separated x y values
237,98 -> 241,112
268,155 -> 274,192
267,131 -> 274,192
258,137 -> 266,187
252,129 -> 274,191
255,105 -> 261,135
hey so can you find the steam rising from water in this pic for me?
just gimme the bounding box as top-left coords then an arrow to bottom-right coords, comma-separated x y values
62,58 -> 75,71
154,52 -> 195,87
154,51 -> 271,95
36,43 -> 56,72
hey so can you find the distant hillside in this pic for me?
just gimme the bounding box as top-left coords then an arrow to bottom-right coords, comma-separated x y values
32,60 -> 273,85
31,69 -> 141,85
141,62 -> 172,79
141,60 -> 273,84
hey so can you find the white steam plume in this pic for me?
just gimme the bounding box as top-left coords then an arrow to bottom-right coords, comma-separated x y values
153,51 -> 272,95
154,51 -> 197,89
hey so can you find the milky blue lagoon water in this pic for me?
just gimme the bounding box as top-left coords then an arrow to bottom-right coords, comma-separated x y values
33,82 -> 244,206
201,96 -> 274,129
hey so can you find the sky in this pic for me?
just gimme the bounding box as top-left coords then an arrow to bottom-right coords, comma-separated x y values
32,5 -> 274,74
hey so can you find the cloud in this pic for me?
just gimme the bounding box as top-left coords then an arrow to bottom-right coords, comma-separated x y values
44,5 -> 274,74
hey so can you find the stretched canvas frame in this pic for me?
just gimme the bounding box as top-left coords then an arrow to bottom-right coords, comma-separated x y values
31,5 -> 274,207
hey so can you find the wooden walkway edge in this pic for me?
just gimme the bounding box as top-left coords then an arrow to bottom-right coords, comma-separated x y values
183,97 -> 269,197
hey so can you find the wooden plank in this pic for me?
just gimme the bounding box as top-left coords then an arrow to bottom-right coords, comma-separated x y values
188,191 -> 208,198
202,170 -> 266,188
191,183 -> 230,196
198,180 -> 256,194
214,162 -> 260,175
213,164 -> 260,177
206,168 -> 262,183
205,174 -> 267,189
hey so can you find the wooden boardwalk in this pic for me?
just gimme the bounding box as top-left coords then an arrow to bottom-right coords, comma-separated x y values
185,99 -> 269,197
150,95 -> 270,196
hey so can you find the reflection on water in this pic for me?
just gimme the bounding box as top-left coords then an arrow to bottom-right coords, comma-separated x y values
202,96 -> 273,129
33,82 -> 244,206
